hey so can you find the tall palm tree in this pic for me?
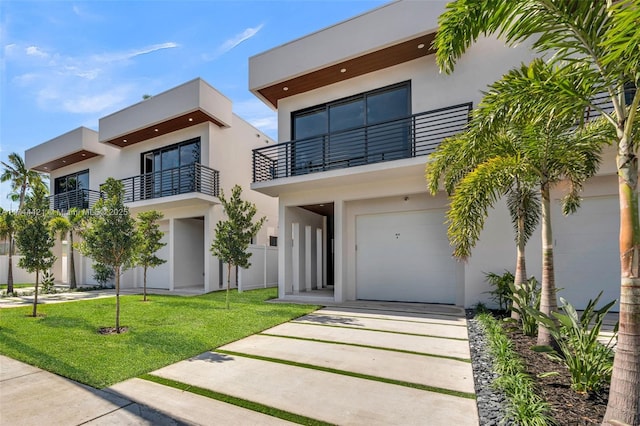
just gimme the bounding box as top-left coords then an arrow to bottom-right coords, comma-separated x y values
0,209 -> 18,294
433,1 -> 639,422
427,126 -> 541,322
428,65 -> 609,347
1,152 -> 48,210
49,208 -> 85,289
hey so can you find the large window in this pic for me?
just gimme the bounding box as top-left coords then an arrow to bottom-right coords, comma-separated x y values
54,170 -> 90,210
140,138 -> 201,198
291,82 -> 411,174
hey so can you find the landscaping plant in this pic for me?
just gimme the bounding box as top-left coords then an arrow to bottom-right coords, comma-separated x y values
532,293 -> 617,394
79,178 -> 138,333
210,185 -> 265,309
0,209 -> 17,294
484,270 -> 514,312
15,186 -> 56,317
477,312 -> 553,425
508,277 -> 541,337
49,208 -> 85,289
434,1 -> 640,421
135,210 -> 166,302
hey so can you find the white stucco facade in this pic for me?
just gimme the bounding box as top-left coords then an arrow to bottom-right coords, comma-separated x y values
25,78 -> 278,293
249,0 -> 622,309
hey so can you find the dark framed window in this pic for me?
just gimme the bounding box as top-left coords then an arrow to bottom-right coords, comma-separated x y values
54,170 -> 90,210
140,138 -> 201,198
291,82 -> 411,174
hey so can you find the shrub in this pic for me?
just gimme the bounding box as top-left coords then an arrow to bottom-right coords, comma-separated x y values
40,270 -> 56,294
484,270 -> 514,311
532,292 -> 617,394
508,276 -> 541,336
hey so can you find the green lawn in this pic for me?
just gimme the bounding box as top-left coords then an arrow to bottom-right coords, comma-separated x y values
1,283 -> 35,289
0,288 -> 318,388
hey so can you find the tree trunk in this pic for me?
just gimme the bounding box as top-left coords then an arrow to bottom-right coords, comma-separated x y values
69,233 -> 76,289
115,265 -> 121,333
512,215 -> 528,320
32,269 -> 39,317
143,266 -> 148,302
6,237 -> 13,294
537,183 -> 557,347
226,263 -> 232,309
603,132 -> 640,425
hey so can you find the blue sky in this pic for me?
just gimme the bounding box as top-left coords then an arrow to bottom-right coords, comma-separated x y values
0,0 -> 387,210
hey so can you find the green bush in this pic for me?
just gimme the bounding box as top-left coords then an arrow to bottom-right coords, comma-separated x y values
532,292 -> 617,394
508,276 -> 541,336
484,270 -> 514,311
40,270 -> 56,294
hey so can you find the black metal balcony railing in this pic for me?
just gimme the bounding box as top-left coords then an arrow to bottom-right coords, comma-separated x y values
50,189 -> 103,212
252,102 -> 472,183
120,163 -> 220,203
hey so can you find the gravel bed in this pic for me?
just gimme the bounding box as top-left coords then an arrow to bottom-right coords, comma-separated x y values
466,310 -> 513,426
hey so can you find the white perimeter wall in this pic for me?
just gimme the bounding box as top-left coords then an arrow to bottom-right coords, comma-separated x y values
0,256 -> 37,284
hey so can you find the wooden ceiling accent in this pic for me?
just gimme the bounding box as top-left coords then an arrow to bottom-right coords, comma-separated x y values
257,33 -> 436,108
102,109 -> 225,148
33,150 -> 100,172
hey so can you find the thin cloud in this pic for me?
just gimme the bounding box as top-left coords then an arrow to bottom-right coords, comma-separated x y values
204,24 -> 264,61
9,41 -> 178,115
92,42 -> 179,63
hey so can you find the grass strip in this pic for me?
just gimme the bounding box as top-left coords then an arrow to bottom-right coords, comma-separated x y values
291,320 -> 469,341
476,312 -> 553,424
217,349 -> 476,400
141,374 -> 334,426
260,332 -> 471,363
309,312 -> 468,327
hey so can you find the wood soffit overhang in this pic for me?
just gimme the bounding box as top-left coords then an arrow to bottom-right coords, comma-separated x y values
102,109 -> 225,148
33,150 -> 100,173
257,33 -> 436,108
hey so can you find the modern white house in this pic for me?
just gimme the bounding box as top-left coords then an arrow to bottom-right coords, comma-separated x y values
248,0 -> 621,308
25,78 -> 279,293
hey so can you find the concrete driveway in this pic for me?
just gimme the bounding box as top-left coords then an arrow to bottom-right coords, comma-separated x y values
1,302 -> 479,425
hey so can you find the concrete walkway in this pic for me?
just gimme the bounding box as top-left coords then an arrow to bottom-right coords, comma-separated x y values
1,303 -> 480,425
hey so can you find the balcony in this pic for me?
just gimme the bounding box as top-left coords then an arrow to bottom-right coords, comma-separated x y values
120,163 -> 220,204
252,102 -> 472,183
50,189 -> 103,212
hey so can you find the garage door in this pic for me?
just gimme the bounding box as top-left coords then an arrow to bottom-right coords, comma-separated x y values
553,196 -> 620,310
356,210 -> 457,304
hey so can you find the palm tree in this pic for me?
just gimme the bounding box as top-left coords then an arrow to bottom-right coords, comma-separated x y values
427,125 -> 541,322
49,208 -> 85,289
428,66 -> 609,347
1,152 -> 48,210
0,209 -> 18,294
433,1 -> 639,422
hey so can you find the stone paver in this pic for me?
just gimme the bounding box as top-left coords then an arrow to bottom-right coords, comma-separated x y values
220,333 -> 475,394
152,351 -> 478,426
263,321 -> 472,359
294,311 -> 469,339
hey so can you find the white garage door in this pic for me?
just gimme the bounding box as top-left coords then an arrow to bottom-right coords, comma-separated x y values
554,196 -> 620,310
356,210 -> 457,304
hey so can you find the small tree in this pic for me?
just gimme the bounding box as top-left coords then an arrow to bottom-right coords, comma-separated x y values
15,187 -> 56,317
49,208 -> 85,289
135,210 -> 166,302
210,185 -> 265,309
79,178 -> 138,333
0,209 -> 18,294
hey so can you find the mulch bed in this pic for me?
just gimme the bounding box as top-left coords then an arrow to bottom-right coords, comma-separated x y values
506,327 -> 608,425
